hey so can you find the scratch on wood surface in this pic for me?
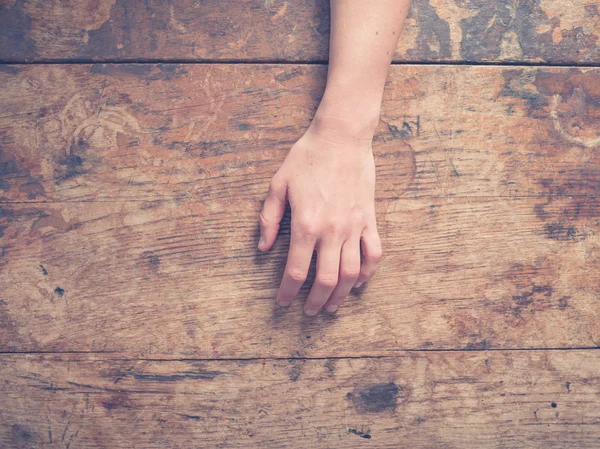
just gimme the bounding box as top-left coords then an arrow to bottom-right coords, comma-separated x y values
169,4 -> 188,34
270,2 -> 288,23
59,93 -> 142,159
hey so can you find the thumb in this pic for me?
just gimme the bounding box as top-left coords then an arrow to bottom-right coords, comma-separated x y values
258,175 -> 287,252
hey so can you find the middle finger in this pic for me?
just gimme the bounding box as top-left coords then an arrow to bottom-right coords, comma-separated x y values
304,239 -> 342,316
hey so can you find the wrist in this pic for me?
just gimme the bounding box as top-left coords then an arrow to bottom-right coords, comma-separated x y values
312,96 -> 381,143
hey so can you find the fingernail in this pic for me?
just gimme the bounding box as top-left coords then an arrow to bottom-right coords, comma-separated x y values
278,301 -> 290,307
354,281 -> 363,288
326,305 -> 338,313
258,235 -> 265,250
304,309 -> 318,316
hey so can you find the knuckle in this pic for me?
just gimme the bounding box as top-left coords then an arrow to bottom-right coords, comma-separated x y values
369,248 -> 383,264
323,217 -> 348,236
323,218 -> 341,234
259,210 -> 272,227
349,208 -> 366,225
296,217 -> 320,238
316,273 -> 338,289
341,265 -> 361,280
287,268 -> 308,283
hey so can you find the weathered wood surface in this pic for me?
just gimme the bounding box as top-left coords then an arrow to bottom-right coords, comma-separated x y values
1,194 -> 599,356
2,351 -> 600,448
1,0 -> 599,64
2,2 -> 599,447
1,64 -> 600,203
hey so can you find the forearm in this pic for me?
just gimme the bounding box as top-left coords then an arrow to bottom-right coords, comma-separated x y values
313,0 -> 411,140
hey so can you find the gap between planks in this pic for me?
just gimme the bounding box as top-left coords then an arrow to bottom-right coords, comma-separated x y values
1,60 -> 600,68
0,195 -> 599,205
2,346 -> 600,361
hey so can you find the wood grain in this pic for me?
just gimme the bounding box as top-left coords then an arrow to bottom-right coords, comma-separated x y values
1,0 -> 599,64
2,351 -> 600,448
1,194 -> 598,356
1,64 -> 599,203
2,2 -> 599,446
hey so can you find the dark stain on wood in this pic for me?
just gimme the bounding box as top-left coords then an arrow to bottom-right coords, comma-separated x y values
274,68 -> 304,83
460,2 -> 514,61
543,222 -> 586,242
408,0 -> 451,60
38,383 -> 69,392
512,285 -> 552,317
1,206 -> 50,228
461,1 -> 600,63
91,63 -> 155,77
11,423 -> 35,446
288,360 -> 304,382
91,63 -> 188,82
535,198 -> 599,242
0,297 -> 16,337
534,69 -> 600,101
54,287 -> 65,297
558,296 -> 570,310
29,211 -> 74,236
129,371 -> 226,382
349,383 -> 403,413
521,0 -> 600,63
139,251 -> 161,273
0,65 -> 21,75
18,179 -> 46,200
534,69 -> 600,152
82,0 -> 141,60
58,140 -> 88,182
102,393 -> 133,411
324,360 -> 335,377
465,340 -> 490,350
348,427 -> 372,439
0,0 -> 38,61
176,413 -> 201,421
311,0 -> 330,36
500,69 -> 547,114
0,148 -> 27,193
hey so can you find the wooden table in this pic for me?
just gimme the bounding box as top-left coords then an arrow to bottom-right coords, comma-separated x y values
1,1 -> 599,447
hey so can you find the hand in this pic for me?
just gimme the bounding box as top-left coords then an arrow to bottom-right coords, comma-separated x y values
258,114 -> 382,315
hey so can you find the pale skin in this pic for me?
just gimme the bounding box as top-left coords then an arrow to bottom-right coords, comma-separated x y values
258,0 -> 411,316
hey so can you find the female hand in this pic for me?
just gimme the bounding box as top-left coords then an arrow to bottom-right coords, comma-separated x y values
258,114 -> 382,315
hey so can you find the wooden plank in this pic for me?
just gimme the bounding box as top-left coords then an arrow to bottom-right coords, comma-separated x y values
1,195 -> 599,356
1,64 -> 599,203
2,351 -> 600,448
1,0 -> 599,64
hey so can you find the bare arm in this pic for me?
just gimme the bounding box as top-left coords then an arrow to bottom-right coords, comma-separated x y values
317,0 -> 410,139
258,0 -> 411,316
